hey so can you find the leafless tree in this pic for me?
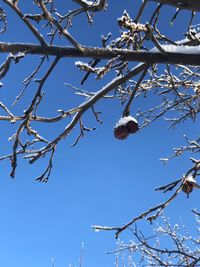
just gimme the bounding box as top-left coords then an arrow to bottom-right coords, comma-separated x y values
109,211 -> 200,267
0,0 -> 200,235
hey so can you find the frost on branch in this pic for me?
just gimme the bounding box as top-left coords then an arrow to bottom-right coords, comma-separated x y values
108,213 -> 200,266
0,0 -> 199,233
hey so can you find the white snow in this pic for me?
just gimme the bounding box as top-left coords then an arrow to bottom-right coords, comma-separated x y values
185,173 -> 200,188
151,44 -> 200,54
185,173 -> 196,183
75,60 -> 90,67
116,116 -> 138,127
177,33 -> 200,45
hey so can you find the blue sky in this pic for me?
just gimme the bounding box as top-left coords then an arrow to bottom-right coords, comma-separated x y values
0,1 -> 199,266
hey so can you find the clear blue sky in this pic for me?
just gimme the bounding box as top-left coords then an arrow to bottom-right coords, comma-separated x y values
0,1 -> 199,266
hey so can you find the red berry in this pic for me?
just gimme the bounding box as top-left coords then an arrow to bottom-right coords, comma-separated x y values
126,120 -> 139,134
114,125 -> 129,140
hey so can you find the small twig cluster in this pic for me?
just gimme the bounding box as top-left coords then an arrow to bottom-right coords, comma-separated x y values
0,0 -> 199,234
109,213 -> 200,266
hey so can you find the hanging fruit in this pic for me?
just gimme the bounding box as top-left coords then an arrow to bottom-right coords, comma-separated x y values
114,116 -> 139,140
126,118 -> 139,134
114,125 -> 129,140
182,181 -> 194,196
182,174 -> 200,197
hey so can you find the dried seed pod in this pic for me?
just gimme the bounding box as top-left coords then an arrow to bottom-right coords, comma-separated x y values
182,181 -> 194,196
114,125 -> 129,140
126,119 -> 139,134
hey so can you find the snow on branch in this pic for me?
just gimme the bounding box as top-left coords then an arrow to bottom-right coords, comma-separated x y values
0,0 -> 200,234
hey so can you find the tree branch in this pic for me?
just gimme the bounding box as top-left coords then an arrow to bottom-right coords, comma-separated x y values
150,0 -> 200,12
3,0 -> 47,46
1,43 -> 200,65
